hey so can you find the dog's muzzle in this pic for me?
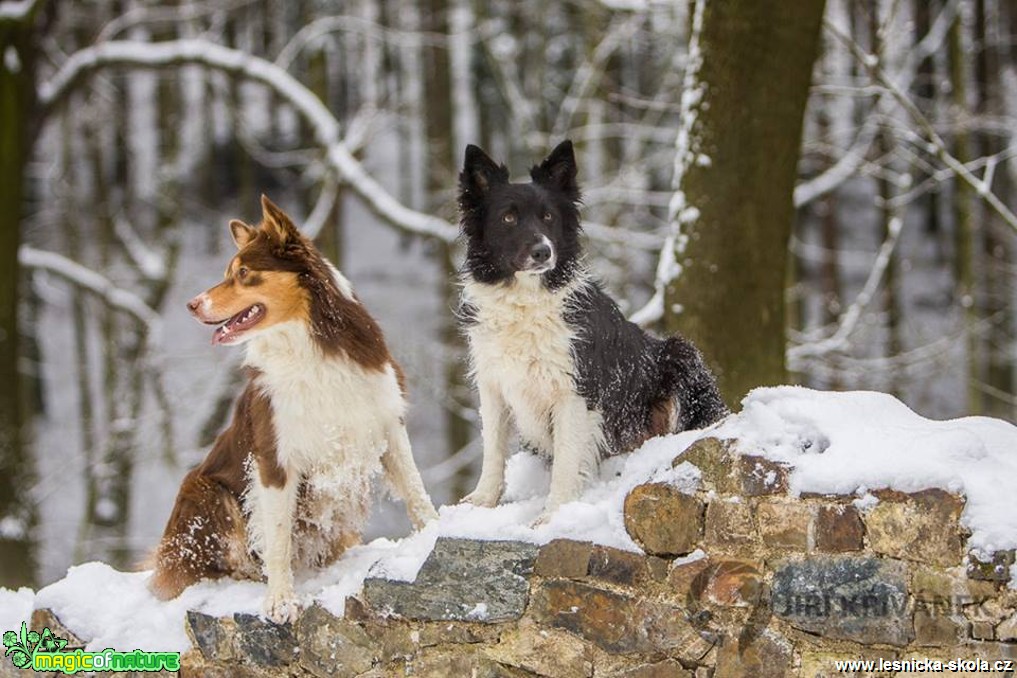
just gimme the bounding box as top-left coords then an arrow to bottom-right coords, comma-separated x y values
522,237 -> 556,273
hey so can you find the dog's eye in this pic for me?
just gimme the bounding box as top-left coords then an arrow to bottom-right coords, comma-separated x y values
237,266 -> 249,279
542,211 -> 553,222
502,212 -> 516,224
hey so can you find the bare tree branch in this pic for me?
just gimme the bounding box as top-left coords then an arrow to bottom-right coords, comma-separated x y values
0,0 -> 46,22
553,15 -> 643,136
114,217 -> 167,281
37,38 -> 671,257
825,19 -> 1017,234
94,0 -> 257,43
19,245 -> 163,342
794,116 -> 879,207
788,214 -> 903,362
37,39 -> 460,242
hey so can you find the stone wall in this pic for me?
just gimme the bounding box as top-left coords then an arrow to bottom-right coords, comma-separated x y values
25,438 -> 1017,677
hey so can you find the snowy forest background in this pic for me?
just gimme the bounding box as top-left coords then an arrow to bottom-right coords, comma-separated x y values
2,0 -> 1016,589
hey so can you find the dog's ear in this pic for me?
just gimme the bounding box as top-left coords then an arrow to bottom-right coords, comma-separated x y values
460,145 -> 509,203
229,219 -> 256,249
531,140 -> 579,203
260,194 -> 302,244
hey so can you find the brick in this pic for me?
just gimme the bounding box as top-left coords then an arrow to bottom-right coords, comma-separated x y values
529,580 -> 706,660
914,610 -> 966,647
737,455 -> 790,496
815,504 -> 865,553
757,502 -> 810,550
624,483 -> 704,557
704,499 -> 756,548
676,437 -> 738,494
865,489 -> 966,567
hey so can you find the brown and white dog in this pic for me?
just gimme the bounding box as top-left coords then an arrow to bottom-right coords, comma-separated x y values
148,196 -> 437,622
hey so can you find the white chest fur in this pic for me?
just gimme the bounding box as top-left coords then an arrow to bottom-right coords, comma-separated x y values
463,275 -> 582,453
244,321 -> 405,472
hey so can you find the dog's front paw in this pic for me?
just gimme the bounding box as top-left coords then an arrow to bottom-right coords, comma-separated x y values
530,507 -> 559,528
263,590 -> 300,624
461,485 -> 502,508
410,503 -> 439,529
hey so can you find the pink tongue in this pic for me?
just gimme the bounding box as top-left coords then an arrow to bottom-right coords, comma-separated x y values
212,326 -> 230,345
212,317 -> 241,345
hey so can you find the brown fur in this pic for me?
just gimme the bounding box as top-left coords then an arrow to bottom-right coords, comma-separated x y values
646,399 -> 678,446
225,199 -> 393,367
148,381 -> 271,599
150,196 -> 411,601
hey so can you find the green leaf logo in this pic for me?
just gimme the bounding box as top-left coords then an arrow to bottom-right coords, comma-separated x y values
3,622 -> 34,668
3,622 -> 69,670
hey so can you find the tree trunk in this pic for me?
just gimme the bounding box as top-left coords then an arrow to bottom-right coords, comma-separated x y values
913,0 -> 946,263
974,0 -> 1014,418
423,0 -> 473,498
664,0 -> 827,407
870,4 -> 902,398
948,11 -> 979,414
0,6 -> 42,588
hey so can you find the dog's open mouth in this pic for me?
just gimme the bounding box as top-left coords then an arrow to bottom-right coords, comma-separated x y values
209,304 -> 265,345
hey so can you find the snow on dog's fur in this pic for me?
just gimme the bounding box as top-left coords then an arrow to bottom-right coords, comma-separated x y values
148,196 -> 437,622
458,141 -> 727,523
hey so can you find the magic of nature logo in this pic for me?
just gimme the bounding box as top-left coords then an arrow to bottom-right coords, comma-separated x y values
3,622 -> 180,674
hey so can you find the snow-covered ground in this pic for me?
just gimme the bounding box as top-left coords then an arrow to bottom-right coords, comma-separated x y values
3,386 -> 1016,655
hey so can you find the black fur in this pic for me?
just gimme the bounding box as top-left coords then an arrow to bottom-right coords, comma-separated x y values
458,140 -> 728,454
459,141 -> 582,290
563,285 -> 727,452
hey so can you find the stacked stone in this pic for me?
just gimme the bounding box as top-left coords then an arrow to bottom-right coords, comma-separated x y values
22,437 -> 1017,677
624,437 -> 1017,677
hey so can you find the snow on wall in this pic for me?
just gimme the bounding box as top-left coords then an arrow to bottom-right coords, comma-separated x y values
4,387 -> 1017,655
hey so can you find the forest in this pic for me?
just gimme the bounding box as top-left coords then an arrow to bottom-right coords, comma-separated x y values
0,0 -> 1015,591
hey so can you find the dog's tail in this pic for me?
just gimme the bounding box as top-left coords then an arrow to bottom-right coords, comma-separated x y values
148,471 -> 251,600
659,334 -> 729,432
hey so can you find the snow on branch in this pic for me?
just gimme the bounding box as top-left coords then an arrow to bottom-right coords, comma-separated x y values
0,0 -> 45,21
37,38 -> 664,252
788,214 -> 903,362
553,14 -> 642,136
629,0 -> 707,327
825,20 -> 1017,235
19,245 -> 163,344
302,172 -> 339,241
37,39 -> 459,243
583,221 -> 663,251
274,14 -> 449,71
94,0 -> 257,42
114,217 -> 167,280
794,116 -> 879,208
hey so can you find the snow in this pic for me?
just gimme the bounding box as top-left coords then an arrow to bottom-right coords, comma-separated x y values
4,46 -> 20,73
711,386 -> 1017,556
0,588 -> 34,635
5,428 -> 700,653
0,0 -> 39,20
6,387 -> 1017,654
465,602 -> 489,621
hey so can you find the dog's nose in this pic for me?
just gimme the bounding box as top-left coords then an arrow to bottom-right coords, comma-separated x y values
186,296 -> 202,314
530,242 -> 552,263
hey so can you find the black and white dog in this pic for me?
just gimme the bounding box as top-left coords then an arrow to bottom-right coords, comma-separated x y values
458,140 -> 727,523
